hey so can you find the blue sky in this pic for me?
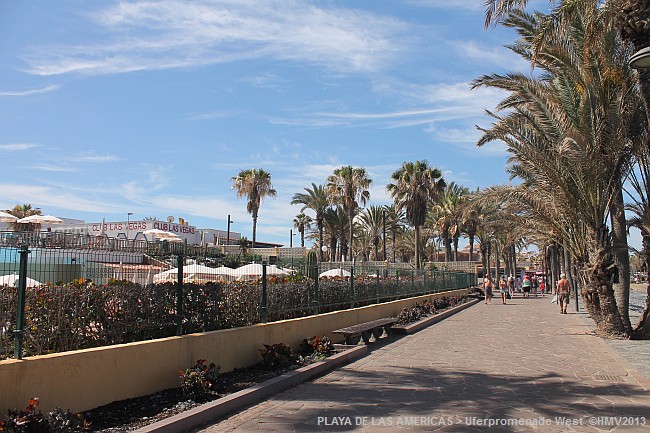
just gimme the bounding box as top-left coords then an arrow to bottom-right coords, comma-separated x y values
0,0 -> 568,248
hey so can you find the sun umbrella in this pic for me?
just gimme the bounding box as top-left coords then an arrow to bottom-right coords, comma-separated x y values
232,263 -> 289,281
17,214 -> 63,224
0,211 -> 18,223
319,268 -> 351,278
0,274 -> 41,287
153,264 -> 235,283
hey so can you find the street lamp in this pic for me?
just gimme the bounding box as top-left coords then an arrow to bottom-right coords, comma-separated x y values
290,229 -> 296,248
226,214 -> 234,245
126,212 -> 133,241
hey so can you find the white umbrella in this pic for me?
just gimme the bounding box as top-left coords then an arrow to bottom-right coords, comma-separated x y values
0,211 -> 18,223
17,214 -> 63,224
153,264 -> 235,283
232,263 -> 289,281
0,274 -> 41,287
319,268 -> 352,279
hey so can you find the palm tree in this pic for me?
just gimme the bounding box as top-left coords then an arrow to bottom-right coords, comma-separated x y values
238,236 -> 250,255
323,207 -> 349,262
625,145 -> 650,338
291,183 -> 329,260
473,4 -> 644,337
383,204 -> 406,262
484,0 -> 650,129
433,183 -> 468,262
359,205 -> 384,261
387,160 -> 446,269
230,169 -> 277,249
326,166 -> 372,261
8,204 -> 41,232
292,213 -> 312,248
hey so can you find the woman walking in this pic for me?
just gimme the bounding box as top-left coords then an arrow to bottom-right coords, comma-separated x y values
499,276 -> 508,304
522,274 -> 532,298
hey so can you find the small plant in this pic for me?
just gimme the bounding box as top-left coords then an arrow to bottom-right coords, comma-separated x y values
179,359 -> 221,400
259,343 -> 301,370
301,336 -> 334,355
0,398 -> 87,433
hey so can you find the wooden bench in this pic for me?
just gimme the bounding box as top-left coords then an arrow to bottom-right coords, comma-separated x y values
332,317 -> 396,345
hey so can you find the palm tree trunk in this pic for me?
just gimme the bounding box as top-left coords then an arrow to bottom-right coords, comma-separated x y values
318,221 -> 324,261
494,240 -> 500,282
582,227 -> 632,337
414,224 -> 421,269
453,236 -> 459,262
610,187 -> 631,329
348,210 -> 354,261
252,214 -> 257,250
469,235 -> 475,261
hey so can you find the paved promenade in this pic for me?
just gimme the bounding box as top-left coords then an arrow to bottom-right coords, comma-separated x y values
195,294 -> 650,432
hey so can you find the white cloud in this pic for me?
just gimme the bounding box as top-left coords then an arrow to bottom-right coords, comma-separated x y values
25,0 -> 407,76
0,85 -> 60,97
0,143 -> 38,151
0,183 -> 123,214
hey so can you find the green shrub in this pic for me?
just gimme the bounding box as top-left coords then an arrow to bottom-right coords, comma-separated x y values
179,359 -> 221,400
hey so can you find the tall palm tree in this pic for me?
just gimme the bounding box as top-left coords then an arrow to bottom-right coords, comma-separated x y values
460,194 -> 481,262
326,166 -> 372,261
291,183 -> 329,260
473,4 -> 644,337
292,213 -> 312,248
359,205 -> 384,261
323,206 -> 349,262
383,204 -> 406,262
230,169 -> 277,249
433,183 -> 468,262
387,160 -> 446,269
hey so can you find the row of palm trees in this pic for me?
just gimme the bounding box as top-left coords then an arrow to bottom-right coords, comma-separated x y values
474,0 -> 650,339
231,165 -> 490,271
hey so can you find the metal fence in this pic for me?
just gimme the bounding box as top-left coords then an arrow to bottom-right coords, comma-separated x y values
0,233 -> 477,360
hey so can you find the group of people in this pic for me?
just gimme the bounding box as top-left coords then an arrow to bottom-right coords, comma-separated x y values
482,273 -> 571,314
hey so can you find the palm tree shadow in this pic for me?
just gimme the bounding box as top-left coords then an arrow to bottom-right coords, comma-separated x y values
271,365 -> 649,432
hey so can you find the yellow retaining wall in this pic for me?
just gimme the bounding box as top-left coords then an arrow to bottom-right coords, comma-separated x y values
0,289 -> 469,413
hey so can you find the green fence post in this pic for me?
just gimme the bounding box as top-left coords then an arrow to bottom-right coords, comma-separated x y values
261,261 -> 268,323
411,270 -> 415,295
14,245 -> 30,360
349,261 -> 355,308
176,255 -> 184,336
312,264 -> 319,315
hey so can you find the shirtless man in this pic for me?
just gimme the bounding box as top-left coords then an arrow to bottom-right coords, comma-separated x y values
557,273 -> 571,314
483,275 -> 493,305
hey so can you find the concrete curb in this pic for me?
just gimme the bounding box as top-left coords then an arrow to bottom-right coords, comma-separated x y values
390,298 -> 480,334
134,345 -> 367,433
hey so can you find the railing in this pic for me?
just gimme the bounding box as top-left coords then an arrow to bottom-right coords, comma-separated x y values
0,234 -> 477,360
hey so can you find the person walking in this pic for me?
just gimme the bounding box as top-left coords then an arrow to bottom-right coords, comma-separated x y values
483,275 -> 493,305
499,276 -> 508,304
557,273 -> 571,314
539,278 -> 546,297
522,274 -> 532,298
532,276 -> 538,297
507,275 -> 515,299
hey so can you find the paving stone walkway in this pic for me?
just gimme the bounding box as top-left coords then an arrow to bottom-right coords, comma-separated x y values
194,294 -> 650,432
